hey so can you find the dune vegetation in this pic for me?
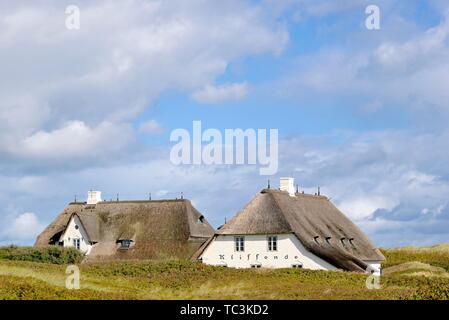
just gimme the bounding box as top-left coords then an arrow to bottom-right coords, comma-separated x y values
1,245 -> 449,300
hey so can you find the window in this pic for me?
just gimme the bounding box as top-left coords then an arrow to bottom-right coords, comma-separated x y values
314,236 -> 320,245
119,240 -> 132,249
73,238 -> 80,250
235,236 -> 244,252
340,237 -> 346,246
292,263 -> 303,269
251,264 -> 261,269
268,236 -> 277,251
74,225 -> 79,230
325,236 -> 332,244
197,216 -> 205,224
349,238 -> 355,247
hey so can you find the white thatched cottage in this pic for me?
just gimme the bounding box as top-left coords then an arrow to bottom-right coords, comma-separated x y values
193,178 -> 385,275
35,191 -> 215,262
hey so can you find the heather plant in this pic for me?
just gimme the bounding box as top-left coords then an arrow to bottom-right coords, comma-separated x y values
0,246 -> 83,264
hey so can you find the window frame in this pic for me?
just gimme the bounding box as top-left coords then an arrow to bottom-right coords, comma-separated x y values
267,235 -> 278,252
119,239 -> 132,249
73,238 -> 80,250
234,236 -> 245,252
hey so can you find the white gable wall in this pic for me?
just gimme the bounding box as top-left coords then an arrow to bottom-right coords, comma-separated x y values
365,261 -> 382,276
200,234 -> 338,270
59,215 -> 93,255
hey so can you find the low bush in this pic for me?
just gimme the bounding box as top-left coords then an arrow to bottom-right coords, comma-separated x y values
0,246 -> 83,264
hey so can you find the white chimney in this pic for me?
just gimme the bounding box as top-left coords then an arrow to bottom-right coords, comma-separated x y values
87,191 -> 102,204
280,177 -> 295,196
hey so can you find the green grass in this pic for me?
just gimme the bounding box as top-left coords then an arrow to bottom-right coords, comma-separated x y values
1,245 -> 449,300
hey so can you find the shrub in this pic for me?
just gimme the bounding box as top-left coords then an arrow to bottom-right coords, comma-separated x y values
0,246 -> 83,264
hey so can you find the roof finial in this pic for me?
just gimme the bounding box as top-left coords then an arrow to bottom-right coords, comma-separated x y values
318,187 -> 321,196
181,192 -> 184,200
116,193 -> 119,201
225,217 -> 227,224
149,193 -> 152,201
267,180 -> 270,189
74,195 -> 77,203
296,184 -> 299,193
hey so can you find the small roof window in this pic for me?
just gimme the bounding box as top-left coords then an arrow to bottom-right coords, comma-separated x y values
349,238 -> 355,247
118,239 -> 133,250
197,216 -> 205,224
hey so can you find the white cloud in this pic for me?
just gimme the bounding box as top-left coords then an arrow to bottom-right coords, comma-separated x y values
191,82 -> 249,104
0,212 -> 44,243
10,120 -> 134,162
0,0 -> 287,170
274,10 -> 449,120
338,196 -> 398,221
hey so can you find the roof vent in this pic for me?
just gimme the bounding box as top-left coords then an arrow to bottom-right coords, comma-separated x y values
280,177 -> 295,196
87,191 -> 102,205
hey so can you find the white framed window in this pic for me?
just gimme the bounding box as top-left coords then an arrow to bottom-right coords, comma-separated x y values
267,235 -> 278,251
73,238 -> 80,250
235,236 -> 244,252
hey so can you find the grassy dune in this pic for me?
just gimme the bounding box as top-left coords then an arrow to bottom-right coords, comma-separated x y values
1,245 -> 449,300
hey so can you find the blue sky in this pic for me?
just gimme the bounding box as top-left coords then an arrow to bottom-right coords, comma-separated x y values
1,0 -> 449,248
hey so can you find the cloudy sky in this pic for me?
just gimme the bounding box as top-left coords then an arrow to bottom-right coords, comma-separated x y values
1,0 -> 449,247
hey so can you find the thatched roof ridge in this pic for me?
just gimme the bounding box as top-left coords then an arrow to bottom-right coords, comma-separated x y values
208,188 -> 384,272
35,199 -> 215,261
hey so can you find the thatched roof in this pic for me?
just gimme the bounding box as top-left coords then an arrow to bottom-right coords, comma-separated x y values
35,199 -> 215,261
196,189 -> 384,272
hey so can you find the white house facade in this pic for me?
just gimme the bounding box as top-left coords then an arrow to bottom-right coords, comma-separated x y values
201,234 -> 337,270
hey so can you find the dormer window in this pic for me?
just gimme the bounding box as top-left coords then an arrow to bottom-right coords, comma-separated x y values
349,238 -> 355,247
314,236 -> 320,245
118,240 -> 133,250
340,237 -> 346,246
325,237 -> 332,244
197,216 -> 205,224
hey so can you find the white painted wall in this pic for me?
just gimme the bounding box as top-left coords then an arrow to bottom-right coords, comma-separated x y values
200,234 -> 338,270
365,261 -> 382,276
87,191 -> 102,205
59,215 -> 92,254
280,177 -> 295,196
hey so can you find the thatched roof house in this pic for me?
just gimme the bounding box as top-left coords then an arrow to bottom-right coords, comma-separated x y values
35,192 -> 215,262
194,178 -> 385,274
